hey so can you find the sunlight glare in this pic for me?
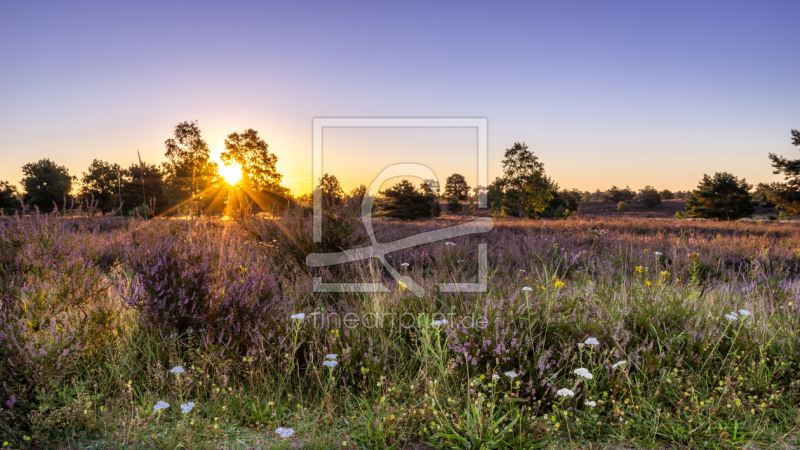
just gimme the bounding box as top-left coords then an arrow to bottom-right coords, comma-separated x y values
220,163 -> 243,185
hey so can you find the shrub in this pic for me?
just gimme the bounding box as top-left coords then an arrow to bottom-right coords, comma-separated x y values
659,189 -> 675,200
379,179 -> 440,220
446,196 -> 463,213
602,185 -> 636,203
637,186 -> 662,208
684,172 -> 755,220
617,201 -> 629,211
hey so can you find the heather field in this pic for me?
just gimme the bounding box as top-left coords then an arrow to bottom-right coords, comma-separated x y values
2,209 -> 800,449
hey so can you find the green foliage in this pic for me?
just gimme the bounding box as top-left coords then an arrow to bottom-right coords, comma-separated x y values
491,142 -> 554,218
684,172 -> 755,220
0,180 -> 20,213
420,179 -> 440,196
602,185 -> 636,203
445,196 -> 463,213
21,159 -> 74,212
120,162 -> 169,216
674,210 -> 686,219
380,179 -> 440,220
637,185 -> 662,208
659,189 -> 675,200
78,159 -> 121,213
766,129 -> 800,216
443,173 -> 470,201
752,182 -> 782,208
617,201 -> 629,211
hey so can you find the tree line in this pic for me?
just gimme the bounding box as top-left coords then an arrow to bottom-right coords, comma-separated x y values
0,121 -> 290,217
3,127 -> 800,221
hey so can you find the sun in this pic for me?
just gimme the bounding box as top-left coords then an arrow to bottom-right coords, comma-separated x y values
219,163 -> 243,185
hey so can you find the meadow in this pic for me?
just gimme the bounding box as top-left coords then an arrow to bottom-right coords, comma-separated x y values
1,206 -> 799,449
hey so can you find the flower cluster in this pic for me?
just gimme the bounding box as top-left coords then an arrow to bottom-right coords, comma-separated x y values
574,368 -> 593,379
275,427 -> 295,438
153,400 -> 170,411
180,402 -> 195,414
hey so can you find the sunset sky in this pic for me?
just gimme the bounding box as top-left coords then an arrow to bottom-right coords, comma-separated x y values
1,1 -> 798,196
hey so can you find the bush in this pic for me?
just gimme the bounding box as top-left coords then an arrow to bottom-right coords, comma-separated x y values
617,201 -> 629,211
685,172 -> 755,220
637,186 -> 662,208
446,197 -> 463,213
380,179 -> 440,220
659,189 -> 675,200
602,185 -> 636,203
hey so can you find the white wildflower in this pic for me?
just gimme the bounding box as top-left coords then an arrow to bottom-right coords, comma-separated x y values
504,371 -> 518,379
574,368 -> 593,379
612,360 -> 627,368
431,319 -> 448,326
445,242 -> 456,246
738,309 -> 751,317
180,402 -> 195,414
585,337 -> 599,346
401,263 -> 409,267
492,374 -> 500,380
275,427 -> 295,438
169,366 -> 185,374
520,269 -> 526,272
153,401 -> 170,411
725,313 -> 738,321
654,251 -> 662,256
585,400 -> 597,407
556,388 -> 575,398
323,360 -> 338,368
522,287 -> 533,292
290,313 -> 306,320
325,354 -> 338,360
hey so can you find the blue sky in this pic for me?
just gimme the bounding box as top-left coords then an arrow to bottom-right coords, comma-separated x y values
1,1 -> 798,194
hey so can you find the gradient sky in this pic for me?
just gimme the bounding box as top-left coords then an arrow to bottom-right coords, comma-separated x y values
1,1 -> 798,195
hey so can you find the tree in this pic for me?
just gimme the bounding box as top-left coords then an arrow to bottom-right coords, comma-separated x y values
684,172 -> 755,220
446,196 -> 463,213
78,159 -> 121,213
21,159 -> 74,211
316,173 -> 344,205
766,129 -> 800,216
493,142 -> 552,218
420,179 -> 440,196
222,128 -> 286,194
0,181 -> 20,213
637,186 -> 662,208
120,162 -> 169,215
444,173 -> 470,200
752,182 -> 782,208
659,189 -> 675,200
162,121 -> 221,215
601,186 -> 636,203
379,179 -> 440,220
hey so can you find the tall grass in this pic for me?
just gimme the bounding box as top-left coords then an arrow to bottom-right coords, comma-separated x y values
0,210 -> 799,448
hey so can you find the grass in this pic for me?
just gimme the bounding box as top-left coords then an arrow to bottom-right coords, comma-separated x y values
1,210 -> 800,449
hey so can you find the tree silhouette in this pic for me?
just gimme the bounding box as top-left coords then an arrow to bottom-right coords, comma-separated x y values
21,159 -> 74,211
0,181 -> 20,213
78,159 -> 121,213
222,128 -> 286,194
767,129 -> 800,216
444,173 -> 470,200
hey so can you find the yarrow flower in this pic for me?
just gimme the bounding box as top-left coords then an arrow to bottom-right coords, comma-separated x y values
169,366 -> 185,374
738,309 -> 751,317
504,371 -> 518,379
431,319 -> 448,326
522,287 -> 533,292
180,402 -> 195,414
445,242 -> 456,246
612,360 -> 627,368
654,251 -> 662,256
401,263 -> 409,267
291,313 -> 306,320
585,400 -> 597,407
275,427 -> 295,438
584,337 -> 599,346
725,313 -> 738,321
325,354 -> 338,360
323,360 -> 338,368
153,401 -> 170,411
556,388 -> 575,398
492,374 -> 500,380
573,368 -> 593,379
